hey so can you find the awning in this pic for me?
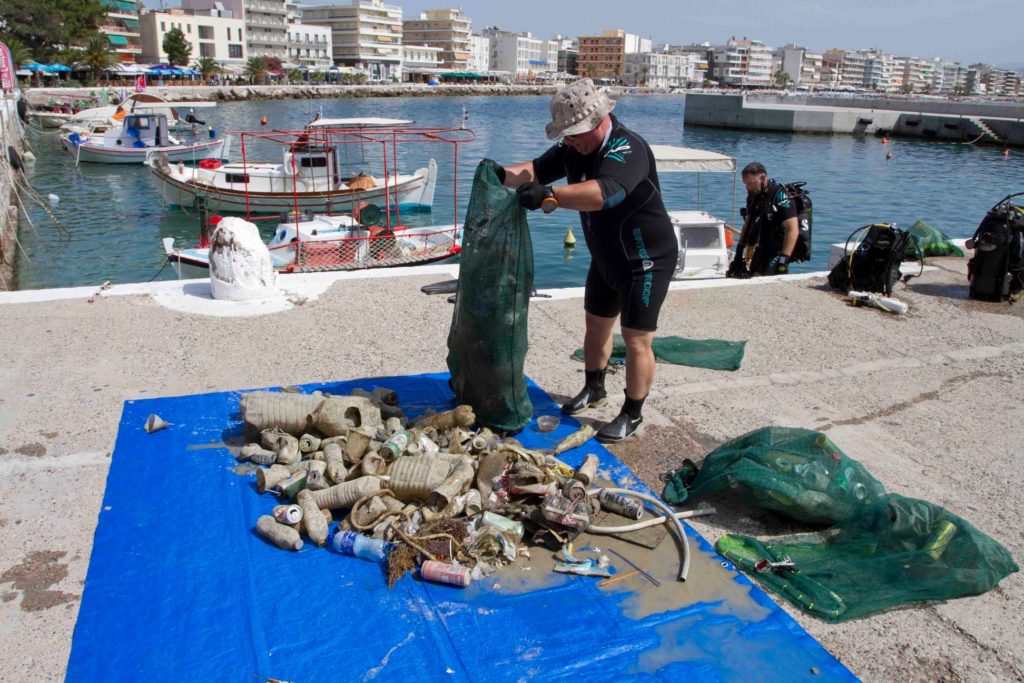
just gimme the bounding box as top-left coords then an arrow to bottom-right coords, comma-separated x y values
122,18 -> 140,29
650,145 -> 736,173
108,34 -> 130,46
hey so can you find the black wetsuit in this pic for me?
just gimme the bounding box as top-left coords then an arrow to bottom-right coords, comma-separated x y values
533,115 -> 678,331
745,180 -> 797,275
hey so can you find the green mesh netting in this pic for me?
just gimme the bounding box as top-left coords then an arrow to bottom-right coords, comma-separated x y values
909,220 -> 965,257
663,427 -> 887,524
716,494 -> 1019,622
572,335 -> 746,371
446,160 -> 534,433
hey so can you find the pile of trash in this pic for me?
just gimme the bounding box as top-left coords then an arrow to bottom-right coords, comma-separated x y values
237,388 -> 693,587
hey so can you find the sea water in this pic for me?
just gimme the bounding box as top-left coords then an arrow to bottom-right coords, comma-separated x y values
15,94 -> 1022,290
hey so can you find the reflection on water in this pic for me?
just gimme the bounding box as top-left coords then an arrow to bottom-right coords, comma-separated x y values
16,94 -> 1022,290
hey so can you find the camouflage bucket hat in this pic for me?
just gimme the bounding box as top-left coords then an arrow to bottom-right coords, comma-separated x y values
545,78 -> 616,140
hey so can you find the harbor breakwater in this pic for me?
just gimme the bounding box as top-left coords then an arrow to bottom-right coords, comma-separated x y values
1,95 -> 27,290
684,93 -> 1024,146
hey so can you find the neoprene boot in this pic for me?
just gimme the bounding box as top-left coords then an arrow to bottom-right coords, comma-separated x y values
596,391 -> 646,443
561,367 -> 608,415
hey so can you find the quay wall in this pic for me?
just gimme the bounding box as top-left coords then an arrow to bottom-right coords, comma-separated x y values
684,93 -> 1024,146
0,95 -> 26,290
747,94 -> 1024,120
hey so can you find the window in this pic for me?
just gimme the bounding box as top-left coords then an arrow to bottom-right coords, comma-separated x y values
160,22 -> 165,31
200,43 -> 215,57
229,44 -> 243,58
186,24 -> 191,34
225,174 -> 249,184
299,156 -> 328,168
198,26 -> 214,40
226,27 -> 232,40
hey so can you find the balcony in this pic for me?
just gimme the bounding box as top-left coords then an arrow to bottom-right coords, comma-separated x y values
245,1 -> 288,14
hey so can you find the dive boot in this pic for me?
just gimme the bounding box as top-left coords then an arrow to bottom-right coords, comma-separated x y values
595,391 -> 646,444
561,367 -> 608,415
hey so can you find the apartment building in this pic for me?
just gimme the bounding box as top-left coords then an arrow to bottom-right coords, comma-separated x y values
779,45 -> 823,87
863,52 -> 895,91
402,9 -> 471,70
401,44 -> 443,81
623,52 -> 701,88
896,56 -> 932,92
302,0 -> 404,81
577,29 -> 649,80
183,0 -> 288,60
100,0 -> 143,63
931,59 -> 966,93
466,35 -> 490,73
708,37 -> 772,87
140,7 -> 247,66
482,28 -> 556,79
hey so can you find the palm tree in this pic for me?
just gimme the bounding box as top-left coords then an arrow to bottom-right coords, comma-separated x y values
5,38 -> 33,71
243,56 -> 270,85
79,35 -> 115,85
193,56 -> 222,84
286,68 -> 305,84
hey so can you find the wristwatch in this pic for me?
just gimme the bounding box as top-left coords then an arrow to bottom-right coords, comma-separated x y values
540,186 -> 558,214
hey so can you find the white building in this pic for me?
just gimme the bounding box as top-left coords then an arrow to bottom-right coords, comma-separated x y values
401,44 -> 443,81
183,0 -> 288,61
932,59 -> 965,93
863,52 -> 895,91
779,44 -> 822,87
482,28 -> 555,79
623,33 -> 652,55
286,25 -> 331,69
624,52 -> 700,88
709,37 -> 772,87
302,0 -> 404,81
140,7 -> 247,67
467,34 -> 490,73
402,8 -> 471,70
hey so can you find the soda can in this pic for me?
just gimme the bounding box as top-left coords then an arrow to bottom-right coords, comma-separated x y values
420,560 -> 471,587
598,489 -> 644,521
272,504 -> 303,525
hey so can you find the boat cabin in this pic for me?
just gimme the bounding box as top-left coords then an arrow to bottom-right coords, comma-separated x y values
112,113 -> 173,149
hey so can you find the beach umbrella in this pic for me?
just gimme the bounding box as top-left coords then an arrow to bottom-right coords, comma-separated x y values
47,63 -> 72,72
22,62 -> 47,72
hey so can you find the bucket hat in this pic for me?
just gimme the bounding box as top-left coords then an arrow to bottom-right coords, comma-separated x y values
545,78 -> 616,140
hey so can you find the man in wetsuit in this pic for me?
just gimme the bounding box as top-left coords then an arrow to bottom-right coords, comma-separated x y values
489,78 -> 678,443
728,162 -> 799,277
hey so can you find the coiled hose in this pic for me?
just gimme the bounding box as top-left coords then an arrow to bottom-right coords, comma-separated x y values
586,487 -> 694,582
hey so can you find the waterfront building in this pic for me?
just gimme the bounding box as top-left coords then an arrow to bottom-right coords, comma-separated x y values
550,35 -> 577,76
577,29 -> 650,81
140,7 -> 248,68
481,28 -> 555,80
401,44 -> 443,81
101,0 -> 143,63
931,58 -> 966,94
779,44 -> 821,87
623,52 -> 701,88
402,9 -> 471,70
708,37 -> 772,88
820,52 -> 842,87
302,0 -> 404,82
897,56 -> 932,92
977,66 -> 1021,96
467,35 -> 489,73
182,0 -> 287,61
863,51 -> 895,92
286,4 -> 332,70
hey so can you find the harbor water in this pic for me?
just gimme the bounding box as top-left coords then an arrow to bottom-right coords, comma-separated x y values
15,94 -> 1023,290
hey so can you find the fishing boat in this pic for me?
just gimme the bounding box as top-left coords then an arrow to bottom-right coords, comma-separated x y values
60,112 -> 227,165
27,94 -> 102,129
60,92 -> 217,135
145,118 -> 441,214
652,145 -> 740,279
160,123 -> 475,277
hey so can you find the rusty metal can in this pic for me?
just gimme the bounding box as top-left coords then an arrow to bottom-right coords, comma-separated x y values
597,489 -> 644,521
420,560 -> 471,587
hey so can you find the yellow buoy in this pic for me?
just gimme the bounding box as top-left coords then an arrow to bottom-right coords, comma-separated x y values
563,226 -> 576,247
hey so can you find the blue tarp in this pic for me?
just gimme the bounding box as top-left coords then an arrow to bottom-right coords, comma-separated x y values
66,373 -> 856,682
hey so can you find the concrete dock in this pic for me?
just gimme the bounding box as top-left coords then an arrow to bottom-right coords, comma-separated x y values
685,93 -> 1024,145
0,260 -> 1021,680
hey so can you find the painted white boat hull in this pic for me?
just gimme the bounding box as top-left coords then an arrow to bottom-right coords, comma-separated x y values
61,136 -> 225,165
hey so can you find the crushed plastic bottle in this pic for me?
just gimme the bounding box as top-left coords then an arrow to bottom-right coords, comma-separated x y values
329,529 -> 390,562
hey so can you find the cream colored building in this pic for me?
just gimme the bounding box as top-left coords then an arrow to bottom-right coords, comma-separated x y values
624,52 -> 701,88
401,44 -> 443,81
467,34 -> 489,73
182,0 -> 289,60
285,4 -> 332,70
140,7 -> 248,67
402,9 -> 471,70
302,0 -> 404,81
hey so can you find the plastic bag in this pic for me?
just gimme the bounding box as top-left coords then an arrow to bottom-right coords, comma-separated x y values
446,160 -> 534,433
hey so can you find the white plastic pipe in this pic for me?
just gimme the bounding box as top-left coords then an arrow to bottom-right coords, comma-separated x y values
587,487 -> 692,582
588,507 -> 717,534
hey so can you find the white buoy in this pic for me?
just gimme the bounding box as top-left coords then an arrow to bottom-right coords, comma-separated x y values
22,150 -> 36,162
48,193 -> 59,207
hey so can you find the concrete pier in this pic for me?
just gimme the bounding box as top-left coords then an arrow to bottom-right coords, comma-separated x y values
0,260 -> 1021,680
0,95 -> 27,290
685,93 -> 1024,146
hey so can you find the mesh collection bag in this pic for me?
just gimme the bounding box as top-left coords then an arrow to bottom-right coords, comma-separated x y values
715,494 -> 1019,622
908,220 -> 965,257
662,427 -> 887,525
446,160 -> 534,433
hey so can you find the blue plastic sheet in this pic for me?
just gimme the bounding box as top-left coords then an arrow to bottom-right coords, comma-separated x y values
67,374 -> 856,682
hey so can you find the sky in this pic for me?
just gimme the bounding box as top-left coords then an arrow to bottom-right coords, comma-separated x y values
140,0 -> 1024,67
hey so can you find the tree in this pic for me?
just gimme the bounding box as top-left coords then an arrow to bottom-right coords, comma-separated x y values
162,28 -> 192,67
243,56 -> 269,85
1,0 -> 105,59
193,56 -> 222,83
286,68 -> 305,84
3,37 -> 34,69
773,70 -> 792,88
79,35 -> 114,84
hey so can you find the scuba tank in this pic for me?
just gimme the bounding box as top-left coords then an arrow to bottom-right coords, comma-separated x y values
967,192 -> 1024,303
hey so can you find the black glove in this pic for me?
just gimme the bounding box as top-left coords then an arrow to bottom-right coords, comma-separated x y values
483,159 -> 506,184
517,182 -> 552,211
726,255 -> 749,279
768,254 -> 791,275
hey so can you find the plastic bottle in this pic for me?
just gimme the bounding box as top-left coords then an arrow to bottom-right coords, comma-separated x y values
329,529 -> 390,562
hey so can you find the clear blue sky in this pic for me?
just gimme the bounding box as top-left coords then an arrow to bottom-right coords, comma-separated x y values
142,0 -> 1024,67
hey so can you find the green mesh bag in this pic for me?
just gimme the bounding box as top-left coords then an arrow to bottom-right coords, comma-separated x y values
909,220 -> 965,257
446,160 -> 534,433
572,334 -> 746,371
716,494 -> 1019,622
662,427 -> 887,524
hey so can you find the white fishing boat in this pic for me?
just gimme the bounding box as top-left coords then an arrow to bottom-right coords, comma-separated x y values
60,93 -> 217,135
163,212 -> 462,279
145,119 -> 449,215
652,145 -> 740,279
60,112 -> 227,165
